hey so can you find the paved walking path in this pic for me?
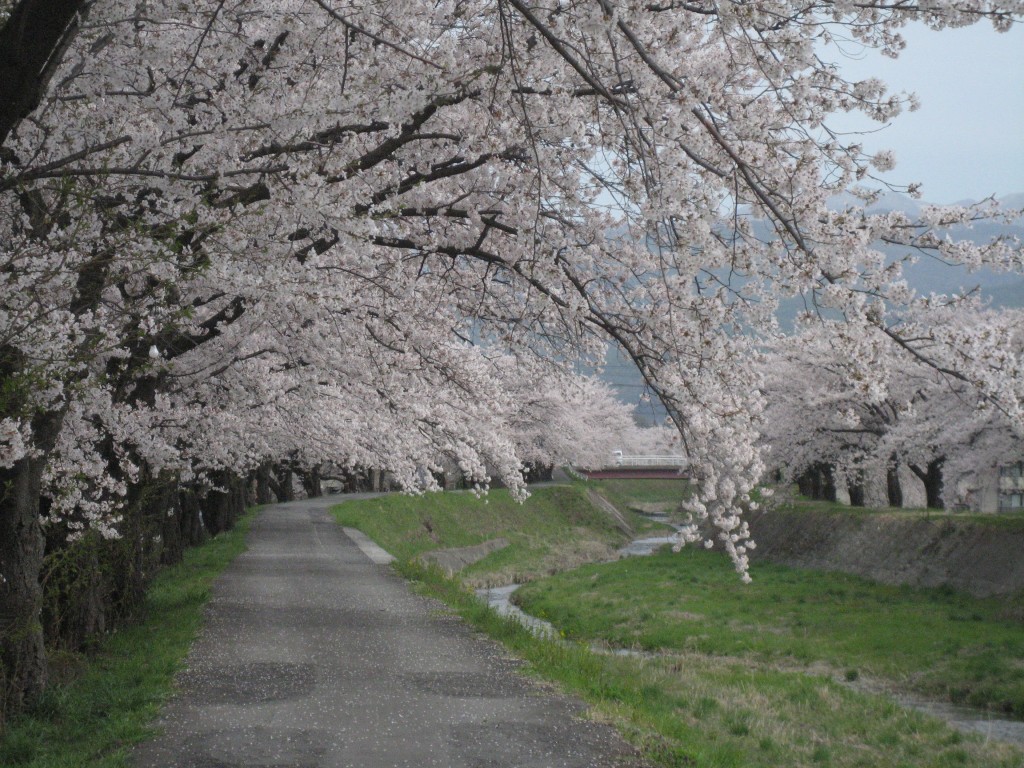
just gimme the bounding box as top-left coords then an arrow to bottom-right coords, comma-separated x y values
131,496 -> 646,768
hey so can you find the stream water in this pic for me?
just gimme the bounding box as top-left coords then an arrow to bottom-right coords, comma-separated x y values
895,696 -> 1024,746
477,584 -> 557,638
476,518 -> 1024,747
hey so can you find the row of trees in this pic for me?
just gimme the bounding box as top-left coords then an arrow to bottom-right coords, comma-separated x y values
2,0 -> 1022,721
761,308 -> 1024,510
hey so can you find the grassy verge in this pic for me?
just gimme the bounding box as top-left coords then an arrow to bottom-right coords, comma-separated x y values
0,512 -> 255,768
516,547 -> 1024,716
583,477 -> 691,513
400,559 -> 1023,768
770,488 -> 1024,531
331,484 -> 668,586
334,485 -> 1022,767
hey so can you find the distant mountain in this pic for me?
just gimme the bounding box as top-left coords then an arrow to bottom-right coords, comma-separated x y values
866,191 -> 924,217
999,192 -> 1024,212
871,192 -> 1024,308
598,192 -> 1024,415
817,191 -> 1024,307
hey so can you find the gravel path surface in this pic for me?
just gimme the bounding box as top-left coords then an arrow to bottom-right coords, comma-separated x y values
131,496 -> 646,768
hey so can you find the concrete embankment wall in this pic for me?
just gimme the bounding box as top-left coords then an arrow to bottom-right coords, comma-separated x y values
745,508 -> 1024,598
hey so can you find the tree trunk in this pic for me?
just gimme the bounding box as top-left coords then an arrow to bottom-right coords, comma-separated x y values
910,457 -> 944,510
177,487 -> 208,548
886,461 -> 904,509
820,464 -> 837,502
203,471 -> 245,536
796,469 -> 815,498
801,464 -> 826,499
0,409 -> 63,718
800,463 -> 837,502
158,478 -> 185,566
0,0 -> 87,145
300,466 -> 322,499
923,458 -> 944,510
847,479 -> 865,507
269,464 -> 294,503
254,463 -> 274,504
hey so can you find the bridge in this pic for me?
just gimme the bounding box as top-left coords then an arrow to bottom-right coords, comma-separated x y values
574,452 -> 688,480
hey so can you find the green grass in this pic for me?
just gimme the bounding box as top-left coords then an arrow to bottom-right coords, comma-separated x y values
582,478 -> 692,513
331,484 -> 667,586
334,485 -> 1022,767
772,489 -> 1024,531
515,547 -> 1024,717
400,559 -> 1024,768
0,513 -> 255,767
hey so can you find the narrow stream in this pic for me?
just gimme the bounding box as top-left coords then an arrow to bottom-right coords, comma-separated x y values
477,584 -> 556,638
476,517 -> 1024,747
894,696 -> 1024,745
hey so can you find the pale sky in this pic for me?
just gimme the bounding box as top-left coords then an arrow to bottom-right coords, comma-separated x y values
825,21 -> 1024,204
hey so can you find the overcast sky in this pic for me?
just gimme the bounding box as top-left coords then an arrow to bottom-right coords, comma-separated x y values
825,21 -> 1024,204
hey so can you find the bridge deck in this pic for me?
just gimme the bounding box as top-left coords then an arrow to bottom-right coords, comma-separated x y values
583,468 -> 687,480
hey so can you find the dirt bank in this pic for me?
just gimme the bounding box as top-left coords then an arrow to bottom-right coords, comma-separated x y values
746,508 -> 1024,598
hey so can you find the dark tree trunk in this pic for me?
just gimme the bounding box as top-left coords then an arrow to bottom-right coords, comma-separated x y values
0,408 -> 63,718
243,476 -> 257,508
123,471 -> 186,568
336,466 -> 361,493
923,458 -> 944,510
847,479 -> 865,507
886,460 -> 904,509
269,464 -> 295,503
254,463 -> 275,505
525,463 -> 554,483
300,466 -> 322,499
158,479 -> 185,566
203,471 -> 245,536
0,0 -> 87,145
797,463 -> 837,502
796,470 -> 815,499
820,464 -> 837,502
794,462 -> 835,505
910,457 -> 945,510
177,488 -> 208,549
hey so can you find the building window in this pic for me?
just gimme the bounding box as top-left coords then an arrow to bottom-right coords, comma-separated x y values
1000,462 -> 1024,479
997,462 -> 1024,512
999,492 -> 1024,512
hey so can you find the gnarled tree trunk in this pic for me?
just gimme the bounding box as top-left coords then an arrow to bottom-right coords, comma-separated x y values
910,457 -> 944,510
268,464 -> 295,503
0,409 -> 63,719
300,466 -> 322,499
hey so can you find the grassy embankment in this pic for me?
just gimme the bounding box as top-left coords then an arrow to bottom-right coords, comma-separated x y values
588,477 -> 693,512
0,512 -> 255,768
331,483 -> 669,586
773,491 -> 1024,531
333,481 -> 1024,768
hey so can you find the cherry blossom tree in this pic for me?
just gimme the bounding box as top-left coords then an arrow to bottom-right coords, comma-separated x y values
500,368 -> 676,470
761,307 -> 1024,509
2,0 -> 1023,715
